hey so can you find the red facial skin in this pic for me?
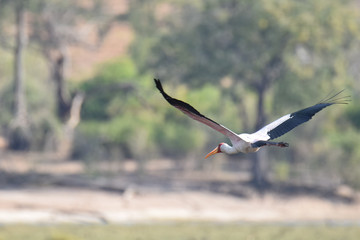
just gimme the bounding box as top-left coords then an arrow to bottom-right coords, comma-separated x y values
217,143 -> 225,153
205,143 -> 225,158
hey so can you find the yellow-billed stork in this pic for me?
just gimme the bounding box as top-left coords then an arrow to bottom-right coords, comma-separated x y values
154,79 -> 350,158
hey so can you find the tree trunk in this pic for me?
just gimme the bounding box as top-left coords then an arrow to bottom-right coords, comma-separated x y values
251,84 -> 269,190
52,52 -> 84,159
9,2 -> 30,150
58,92 -> 85,159
53,54 -> 71,121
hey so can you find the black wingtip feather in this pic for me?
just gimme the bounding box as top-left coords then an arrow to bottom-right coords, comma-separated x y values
154,78 -> 173,103
318,89 -> 351,105
154,78 -> 222,126
154,79 -> 163,92
154,78 -> 202,114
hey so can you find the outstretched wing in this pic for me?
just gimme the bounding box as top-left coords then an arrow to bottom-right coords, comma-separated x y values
251,90 -> 350,141
154,79 -> 242,144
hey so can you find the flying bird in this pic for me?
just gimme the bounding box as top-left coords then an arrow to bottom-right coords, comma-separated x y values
154,79 -> 349,158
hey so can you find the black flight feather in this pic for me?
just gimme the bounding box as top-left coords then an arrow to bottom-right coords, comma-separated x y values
154,79 -> 220,126
267,91 -> 350,140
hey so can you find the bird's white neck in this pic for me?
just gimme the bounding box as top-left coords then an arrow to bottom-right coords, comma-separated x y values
220,143 -> 238,155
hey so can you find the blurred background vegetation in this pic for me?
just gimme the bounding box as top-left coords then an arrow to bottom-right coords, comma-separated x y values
1,0 -> 360,190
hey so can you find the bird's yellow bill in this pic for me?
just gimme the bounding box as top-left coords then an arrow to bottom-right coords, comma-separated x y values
205,146 -> 220,159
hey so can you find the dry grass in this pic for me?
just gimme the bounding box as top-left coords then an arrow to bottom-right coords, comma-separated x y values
0,223 -> 359,240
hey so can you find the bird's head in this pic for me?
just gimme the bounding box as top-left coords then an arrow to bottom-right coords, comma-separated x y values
205,143 -> 225,159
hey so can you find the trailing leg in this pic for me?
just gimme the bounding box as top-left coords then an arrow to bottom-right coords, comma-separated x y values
252,141 -> 289,148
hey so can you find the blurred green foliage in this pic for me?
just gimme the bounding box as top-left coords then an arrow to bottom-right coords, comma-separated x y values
81,58 -> 138,120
